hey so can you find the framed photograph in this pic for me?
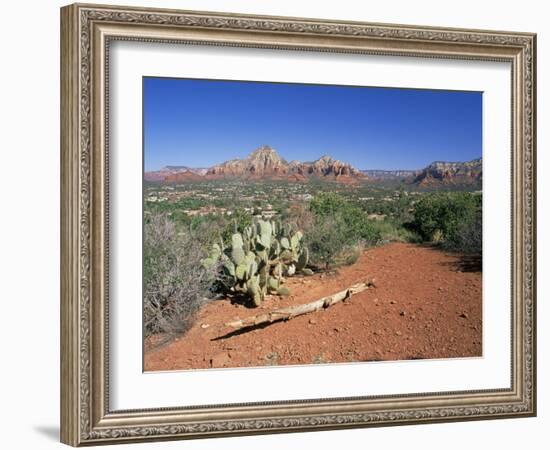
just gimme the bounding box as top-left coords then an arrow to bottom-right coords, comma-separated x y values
60,3 -> 536,446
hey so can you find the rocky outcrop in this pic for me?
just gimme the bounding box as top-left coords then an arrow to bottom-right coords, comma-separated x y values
362,159 -> 482,187
304,155 -> 361,179
413,158 -> 482,186
204,146 -> 364,182
206,146 -> 290,178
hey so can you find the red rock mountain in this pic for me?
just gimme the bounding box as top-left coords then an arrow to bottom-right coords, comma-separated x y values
145,146 -> 482,187
202,146 -> 365,182
413,158 -> 482,186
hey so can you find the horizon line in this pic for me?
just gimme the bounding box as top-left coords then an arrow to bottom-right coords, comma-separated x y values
145,150 -> 482,173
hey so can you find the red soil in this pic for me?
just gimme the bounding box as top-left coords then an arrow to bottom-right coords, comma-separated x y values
144,243 -> 482,371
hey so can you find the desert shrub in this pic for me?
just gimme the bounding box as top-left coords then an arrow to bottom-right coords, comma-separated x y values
310,192 -> 381,245
370,219 -> 423,244
286,202 -> 315,234
187,214 -> 226,246
306,215 -> 351,269
412,192 -> 482,254
394,186 -> 413,223
310,192 -> 349,216
143,213 -> 216,338
306,193 -> 381,269
413,192 -> 480,240
443,207 -> 482,255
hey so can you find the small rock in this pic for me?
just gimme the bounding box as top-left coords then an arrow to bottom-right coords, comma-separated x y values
309,318 -> 317,325
200,323 -> 210,329
400,311 -> 406,317
459,312 -> 469,319
395,331 -> 402,336
210,352 -> 231,368
390,300 -> 397,305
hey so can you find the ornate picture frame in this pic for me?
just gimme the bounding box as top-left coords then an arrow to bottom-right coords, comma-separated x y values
60,3 -> 536,446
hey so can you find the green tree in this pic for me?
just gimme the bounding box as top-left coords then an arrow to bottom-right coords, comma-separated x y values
412,192 -> 482,254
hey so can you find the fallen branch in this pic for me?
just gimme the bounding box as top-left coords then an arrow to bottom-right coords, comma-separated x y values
224,280 -> 374,331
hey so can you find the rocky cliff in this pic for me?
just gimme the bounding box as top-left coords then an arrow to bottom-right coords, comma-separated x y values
204,146 -> 364,182
413,158 -> 482,186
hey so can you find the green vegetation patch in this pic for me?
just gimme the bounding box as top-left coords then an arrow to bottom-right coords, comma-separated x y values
412,191 -> 482,255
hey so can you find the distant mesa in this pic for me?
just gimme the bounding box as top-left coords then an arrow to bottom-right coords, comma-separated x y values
412,158 -> 482,186
145,145 -> 482,187
164,170 -> 205,183
361,169 -> 417,181
363,158 -> 482,187
144,166 -> 208,182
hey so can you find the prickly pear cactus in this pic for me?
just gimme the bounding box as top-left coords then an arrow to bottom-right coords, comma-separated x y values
201,219 -> 311,306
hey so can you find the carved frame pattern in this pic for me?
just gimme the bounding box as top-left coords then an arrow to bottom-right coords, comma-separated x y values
60,3 -> 536,446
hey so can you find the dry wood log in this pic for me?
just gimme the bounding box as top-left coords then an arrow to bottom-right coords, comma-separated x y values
224,280 -> 373,331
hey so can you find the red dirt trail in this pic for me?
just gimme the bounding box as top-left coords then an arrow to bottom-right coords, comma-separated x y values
144,243 -> 482,371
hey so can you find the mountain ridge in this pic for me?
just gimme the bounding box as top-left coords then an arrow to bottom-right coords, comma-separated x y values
413,158 -> 482,186
162,146 -> 364,183
145,146 -> 481,186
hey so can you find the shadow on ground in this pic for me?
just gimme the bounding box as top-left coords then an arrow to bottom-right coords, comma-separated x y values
33,425 -> 59,441
441,254 -> 482,272
211,321 -> 274,341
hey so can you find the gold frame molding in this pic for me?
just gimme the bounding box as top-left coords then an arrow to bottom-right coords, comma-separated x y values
60,3 -> 537,446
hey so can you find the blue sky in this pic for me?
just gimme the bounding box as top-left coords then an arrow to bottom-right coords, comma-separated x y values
143,77 -> 482,171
